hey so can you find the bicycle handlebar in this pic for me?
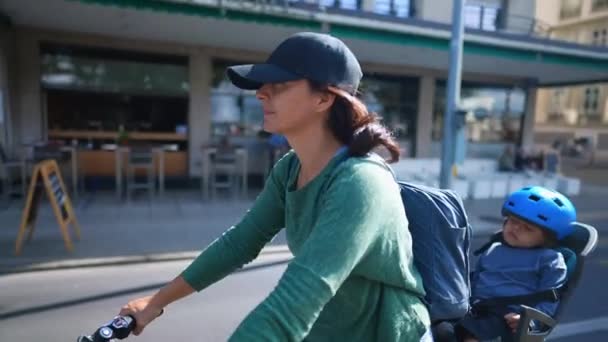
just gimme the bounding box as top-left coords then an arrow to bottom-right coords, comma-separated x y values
77,315 -> 136,342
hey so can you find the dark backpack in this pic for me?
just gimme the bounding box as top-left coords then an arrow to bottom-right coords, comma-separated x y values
398,181 -> 472,323
332,152 -> 472,322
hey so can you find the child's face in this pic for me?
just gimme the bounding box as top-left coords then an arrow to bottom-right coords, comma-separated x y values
502,216 -> 546,248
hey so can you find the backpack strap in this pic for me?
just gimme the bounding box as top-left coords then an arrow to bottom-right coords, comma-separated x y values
472,246 -> 577,315
472,288 -> 560,312
473,232 -> 503,256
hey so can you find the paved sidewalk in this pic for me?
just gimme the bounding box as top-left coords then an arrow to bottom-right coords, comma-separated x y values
1,179 -> 606,274
0,192 -> 277,273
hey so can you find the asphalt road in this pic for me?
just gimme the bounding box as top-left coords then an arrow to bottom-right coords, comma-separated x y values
1,222 -> 606,342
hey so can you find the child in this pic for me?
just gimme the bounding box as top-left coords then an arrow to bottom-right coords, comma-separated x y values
457,186 -> 576,342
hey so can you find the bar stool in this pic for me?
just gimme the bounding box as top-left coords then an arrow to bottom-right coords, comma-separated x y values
210,151 -> 239,199
126,146 -> 155,202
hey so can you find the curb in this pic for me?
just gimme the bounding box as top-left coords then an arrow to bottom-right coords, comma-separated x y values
0,245 -> 292,275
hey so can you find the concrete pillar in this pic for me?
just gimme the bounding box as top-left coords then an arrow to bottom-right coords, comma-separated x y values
603,89 -> 608,124
415,75 -> 435,158
534,88 -> 549,125
581,0 -> 592,17
16,31 -> 42,145
188,52 -> 212,177
520,86 -> 538,149
0,29 -> 11,152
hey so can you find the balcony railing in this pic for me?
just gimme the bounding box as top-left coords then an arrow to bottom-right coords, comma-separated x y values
171,0 -> 551,38
502,14 -> 551,37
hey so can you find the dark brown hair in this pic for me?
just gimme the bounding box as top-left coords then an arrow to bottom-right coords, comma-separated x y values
309,81 -> 401,163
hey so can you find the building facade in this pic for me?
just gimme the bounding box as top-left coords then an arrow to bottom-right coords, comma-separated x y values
535,0 -> 608,157
0,0 -> 606,183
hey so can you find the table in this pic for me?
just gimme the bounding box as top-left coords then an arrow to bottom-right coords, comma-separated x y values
21,144 -> 80,201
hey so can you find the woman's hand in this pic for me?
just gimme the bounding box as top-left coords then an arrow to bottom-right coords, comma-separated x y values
117,276 -> 195,336
119,295 -> 164,336
504,312 -> 521,333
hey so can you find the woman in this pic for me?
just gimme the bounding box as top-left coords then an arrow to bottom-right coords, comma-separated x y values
119,32 -> 431,341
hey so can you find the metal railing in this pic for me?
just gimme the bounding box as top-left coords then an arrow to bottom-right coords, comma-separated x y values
172,0 -> 552,38
500,14 -> 551,37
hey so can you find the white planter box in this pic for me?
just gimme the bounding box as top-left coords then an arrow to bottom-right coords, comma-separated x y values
542,176 -> 560,191
558,177 -> 581,196
491,177 -> 509,199
508,175 -> 527,193
451,179 -> 470,200
470,179 -> 493,199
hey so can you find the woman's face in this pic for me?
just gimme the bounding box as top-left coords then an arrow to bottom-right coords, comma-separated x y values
255,80 -> 333,135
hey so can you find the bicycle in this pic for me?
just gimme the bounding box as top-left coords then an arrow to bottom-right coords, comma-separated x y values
77,315 -> 136,342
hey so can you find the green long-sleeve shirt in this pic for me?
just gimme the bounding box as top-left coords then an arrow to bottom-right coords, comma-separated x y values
181,151 -> 430,341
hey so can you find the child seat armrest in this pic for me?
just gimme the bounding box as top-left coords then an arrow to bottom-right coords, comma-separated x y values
515,305 -> 557,342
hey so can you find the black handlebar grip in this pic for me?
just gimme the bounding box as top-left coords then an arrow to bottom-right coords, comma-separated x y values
79,315 -> 136,341
78,309 -> 163,341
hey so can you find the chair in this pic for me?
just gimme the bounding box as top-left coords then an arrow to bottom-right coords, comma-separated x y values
209,149 -> 239,199
126,146 -> 155,202
514,222 -> 598,341
433,223 -> 598,342
32,144 -> 73,181
0,144 -> 26,199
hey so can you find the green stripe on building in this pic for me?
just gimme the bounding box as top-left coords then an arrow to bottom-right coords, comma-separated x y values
73,0 -> 608,70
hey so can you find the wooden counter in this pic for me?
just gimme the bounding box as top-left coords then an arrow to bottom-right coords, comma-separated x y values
48,130 -> 187,141
77,150 -> 188,177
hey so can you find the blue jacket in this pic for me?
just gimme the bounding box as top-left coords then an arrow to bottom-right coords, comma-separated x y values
472,242 -> 568,316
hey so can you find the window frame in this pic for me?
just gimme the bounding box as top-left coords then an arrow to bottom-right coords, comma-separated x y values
560,0 -> 582,20
592,0 -> 608,12
583,87 -> 600,115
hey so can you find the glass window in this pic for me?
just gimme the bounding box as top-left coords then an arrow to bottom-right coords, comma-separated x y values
583,87 -> 600,114
339,0 -> 359,10
547,88 -> 567,124
40,45 -> 189,140
464,3 -> 499,31
592,0 -> 608,12
464,5 -> 483,29
320,0 -> 359,10
596,29 -> 608,46
374,0 -> 411,18
550,89 -> 566,115
560,0 -> 582,20
433,83 -> 526,143
482,7 -> 499,31
550,89 -> 564,113
0,89 -> 6,151
358,75 -> 418,156
41,53 -> 189,96
592,30 -> 600,45
211,60 -> 263,138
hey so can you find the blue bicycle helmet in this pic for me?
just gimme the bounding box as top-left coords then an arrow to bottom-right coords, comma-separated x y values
502,186 -> 576,240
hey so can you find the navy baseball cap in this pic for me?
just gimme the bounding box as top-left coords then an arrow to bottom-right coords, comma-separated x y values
226,32 -> 363,95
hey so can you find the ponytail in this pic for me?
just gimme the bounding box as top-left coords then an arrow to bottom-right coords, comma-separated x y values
310,82 -> 400,163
